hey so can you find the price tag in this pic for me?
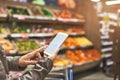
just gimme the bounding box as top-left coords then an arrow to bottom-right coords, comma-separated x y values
21,33 -> 29,38
18,15 -> 26,20
61,18 -> 69,22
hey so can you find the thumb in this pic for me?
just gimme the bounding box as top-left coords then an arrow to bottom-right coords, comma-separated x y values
25,60 -> 37,65
20,60 -> 37,67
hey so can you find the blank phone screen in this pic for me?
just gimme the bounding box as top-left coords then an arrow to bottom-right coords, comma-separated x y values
44,32 -> 68,55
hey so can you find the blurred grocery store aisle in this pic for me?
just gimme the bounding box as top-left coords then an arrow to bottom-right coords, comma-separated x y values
78,72 -> 113,80
75,70 -> 113,80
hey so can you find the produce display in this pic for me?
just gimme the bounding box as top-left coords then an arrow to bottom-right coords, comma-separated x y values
0,23 -> 9,34
54,27 -> 85,34
40,7 -> 54,17
53,58 -> 69,67
33,6 -> 54,17
67,27 -> 85,34
65,49 -> 101,64
9,22 -> 32,33
54,9 -> 72,18
32,0 -> 45,5
0,1 -> 102,78
33,25 -> 54,33
53,49 -> 101,66
31,6 -> 43,16
0,37 -> 15,52
0,8 -> 3,14
54,9 -> 84,19
63,37 -> 93,47
85,49 -> 102,60
7,6 -> 30,15
14,39 -> 40,54
75,37 -> 93,46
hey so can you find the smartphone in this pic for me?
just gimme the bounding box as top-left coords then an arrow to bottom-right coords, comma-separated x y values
44,32 -> 68,56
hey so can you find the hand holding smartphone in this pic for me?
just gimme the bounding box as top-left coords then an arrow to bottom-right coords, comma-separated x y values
44,32 -> 68,56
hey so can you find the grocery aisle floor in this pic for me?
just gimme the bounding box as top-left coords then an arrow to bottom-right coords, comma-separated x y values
76,71 -> 113,80
74,70 -> 114,80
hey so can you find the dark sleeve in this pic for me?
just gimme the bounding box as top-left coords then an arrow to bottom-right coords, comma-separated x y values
0,60 -> 6,80
7,57 -> 26,71
16,57 -> 53,80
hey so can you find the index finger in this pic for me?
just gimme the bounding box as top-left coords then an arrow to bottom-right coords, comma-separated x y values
30,45 -> 48,56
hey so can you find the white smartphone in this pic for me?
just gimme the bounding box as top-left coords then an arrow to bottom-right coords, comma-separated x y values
44,32 -> 68,56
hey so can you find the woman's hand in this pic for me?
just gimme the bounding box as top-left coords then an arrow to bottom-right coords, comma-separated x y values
19,45 -> 47,67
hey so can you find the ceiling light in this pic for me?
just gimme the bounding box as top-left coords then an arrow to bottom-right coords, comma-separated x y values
91,0 -> 100,2
106,0 -> 120,5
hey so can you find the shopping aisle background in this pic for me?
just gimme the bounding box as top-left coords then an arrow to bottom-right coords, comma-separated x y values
74,68 -> 114,80
77,71 -> 113,80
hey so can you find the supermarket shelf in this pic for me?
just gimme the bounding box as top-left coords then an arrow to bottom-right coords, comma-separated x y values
8,15 -> 85,25
0,14 -> 8,21
73,59 -> 101,73
69,32 -> 85,37
62,45 -> 94,50
9,15 -> 57,23
0,34 -> 8,38
52,59 -> 101,73
101,47 -> 113,52
52,65 -> 72,72
101,41 -> 113,46
107,61 -> 113,66
11,33 -> 55,38
102,53 -> 112,59
100,35 -> 109,40
2,32 -> 86,38
7,45 -> 94,56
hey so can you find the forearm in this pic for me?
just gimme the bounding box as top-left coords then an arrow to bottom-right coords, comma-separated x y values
7,57 -> 26,71
16,57 -> 53,80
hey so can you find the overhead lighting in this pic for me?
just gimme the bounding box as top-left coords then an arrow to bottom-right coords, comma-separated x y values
106,0 -> 120,5
118,9 -> 120,13
91,0 -> 100,2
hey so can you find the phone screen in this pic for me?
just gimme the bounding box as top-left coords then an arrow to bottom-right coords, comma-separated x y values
44,32 -> 68,56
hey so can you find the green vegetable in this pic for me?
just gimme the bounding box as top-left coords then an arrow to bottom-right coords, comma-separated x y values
41,8 -> 53,17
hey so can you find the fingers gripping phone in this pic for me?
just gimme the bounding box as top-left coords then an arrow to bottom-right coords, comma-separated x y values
44,32 -> 68,56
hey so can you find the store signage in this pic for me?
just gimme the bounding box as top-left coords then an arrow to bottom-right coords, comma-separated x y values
18,15 -> 26,20
21,33 -> 29,38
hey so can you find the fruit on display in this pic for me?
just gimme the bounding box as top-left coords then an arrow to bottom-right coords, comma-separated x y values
53,58 -> 69,67
65,49 -> 101,64
54,27 -> 85,34
14,39 -> 40,54
0,37 -> 14,51
63,37 -> 76,47
0,23 -> 9,34
10,22 -> 32,33
75,37 -> 93,46
86,49 -> 102,60
67,27 -> 85,34
58,0 -> 76,9
54,9 -> 84,19
7,6 -> 30,15
40,7 -> 54,17
54,9 -> 72,18
65,50 -> 88,64
54,29 -> 66,34
0,8 -> 3,14
63,37 -> 93,47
